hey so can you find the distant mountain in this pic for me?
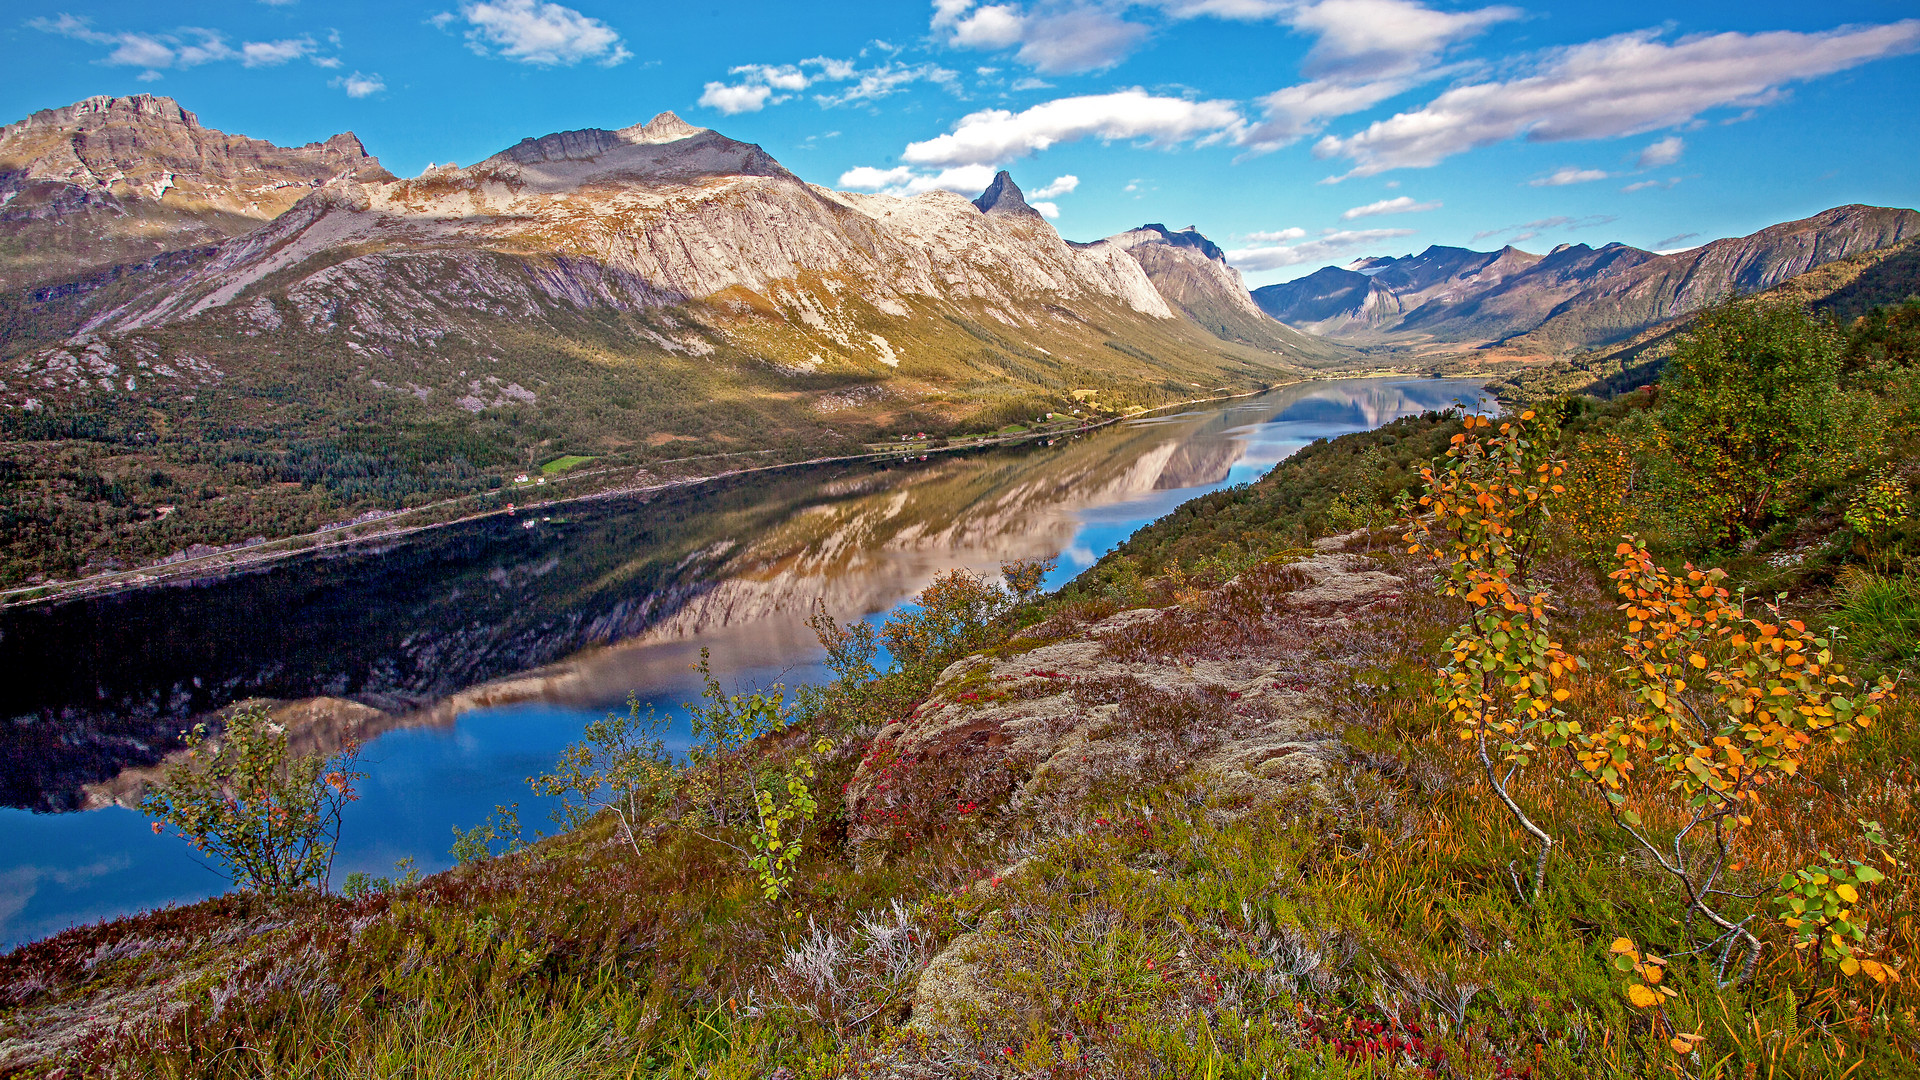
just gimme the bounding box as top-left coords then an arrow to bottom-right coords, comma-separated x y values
1102,223 -> 1330,358
1252,205 -> 1920,353
0,94 -> 391,292
1522,235 -> 1920,400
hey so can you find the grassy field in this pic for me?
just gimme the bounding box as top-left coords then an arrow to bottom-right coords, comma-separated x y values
540,455 -> 595,475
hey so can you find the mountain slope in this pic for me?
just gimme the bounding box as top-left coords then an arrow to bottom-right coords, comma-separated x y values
0,108 -> 1326,585
1103,223 -> 1344,361
0,94 -> 391,292
1500,205 -> 1920,353
1252,204 -> 1920,353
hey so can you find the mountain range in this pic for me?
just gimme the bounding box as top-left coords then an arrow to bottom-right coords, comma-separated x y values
0,92 -> 1916,588
0,96 -> 1328,586
1,101 -> 1340,419
1252,205 -> 1920,354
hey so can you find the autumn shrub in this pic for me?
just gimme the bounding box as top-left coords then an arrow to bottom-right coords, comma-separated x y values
1406,410 -> 1578,900
1574,539 -> 1897,986
1551,429 -> 1637,564
528,694 -> 677,857
880,557 -> 1053,672
139,701 -> 362,898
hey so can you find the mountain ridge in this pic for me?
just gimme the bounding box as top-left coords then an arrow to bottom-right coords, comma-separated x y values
1103,223 -> 1324,355
0,94 -> 392,292
1251,204 -> 1920,354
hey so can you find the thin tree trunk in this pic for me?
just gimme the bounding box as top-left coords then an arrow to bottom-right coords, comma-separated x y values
1478,727 -> 1552,902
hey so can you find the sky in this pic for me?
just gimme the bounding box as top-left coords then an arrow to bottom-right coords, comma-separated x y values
3,0 -> 1917,285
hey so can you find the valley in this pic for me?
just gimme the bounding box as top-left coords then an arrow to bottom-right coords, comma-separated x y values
0,63 -> 1918,1077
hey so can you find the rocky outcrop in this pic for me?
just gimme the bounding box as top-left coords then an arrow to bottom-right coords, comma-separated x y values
845,542 -> 1402,859
0,94 -> 391,290
1252,204 -> 1920,352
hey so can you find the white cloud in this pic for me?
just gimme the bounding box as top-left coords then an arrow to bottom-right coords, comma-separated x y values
699,81 -> 776,114
1622,176 -> 1685,192
337,71 -> 386,97
934,1 -> 1149,74
698,56 -> 955,114
31,15 -> 343,75
1636,134 -> 1685,167
1341,195 -> 1441,218
1031,174 -> 1080,198
1032,200 -> 1061,218
1228,0 -> 1519,154
1472,214 -> 1617,242
840,165 -> 916,189
816,63 -> 960,107
112,33 -> 192,68
1237,77 -> 1414,153
1528,166 -> 1611,186
950,4 -> 1026,48
1245,226 -> 1308,242
901,90 -> 1242,168
1316,21 -> 1920,177
241,37 -> 317,67
1653,232 -> 1700,250
838,163 -> 1001,197
1014,8 -> 1151,73
1227,226 -> 1416,270
1286,0 -> 1520,80
458,0 -> 630,66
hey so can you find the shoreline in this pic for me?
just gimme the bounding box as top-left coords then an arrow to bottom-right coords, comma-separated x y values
3,381 -> 1324,610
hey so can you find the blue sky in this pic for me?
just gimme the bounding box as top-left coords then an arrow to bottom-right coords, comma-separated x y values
4,0 -> 1917,284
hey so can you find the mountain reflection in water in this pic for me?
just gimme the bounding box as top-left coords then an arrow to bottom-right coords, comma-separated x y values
0,376 -> 1489,946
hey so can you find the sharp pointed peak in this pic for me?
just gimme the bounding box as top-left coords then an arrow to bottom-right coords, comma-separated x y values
973,170 -> 1040,217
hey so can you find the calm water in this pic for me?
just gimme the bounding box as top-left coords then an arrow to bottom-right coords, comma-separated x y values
0,376 -> 1491,948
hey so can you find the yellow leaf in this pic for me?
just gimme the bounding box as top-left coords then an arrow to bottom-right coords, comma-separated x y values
1610,937 -> 1638,954
1836,883 -> 1859,903
1691,653 -> 1707,669
1841,957 -> 1861,977
1627,983 -> 1660,1008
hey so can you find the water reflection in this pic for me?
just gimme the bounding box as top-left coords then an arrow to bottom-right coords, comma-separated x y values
0,376 -> 1488,946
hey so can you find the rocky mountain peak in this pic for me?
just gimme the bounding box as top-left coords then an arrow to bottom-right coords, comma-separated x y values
0,93 -> 390,290
973,171 -> 1040,217
490,111 -> 710,165
620,111 -> 705,145
475,111 -> 787,186
1123,223 -> 1228,263
1,94 -> 198,140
